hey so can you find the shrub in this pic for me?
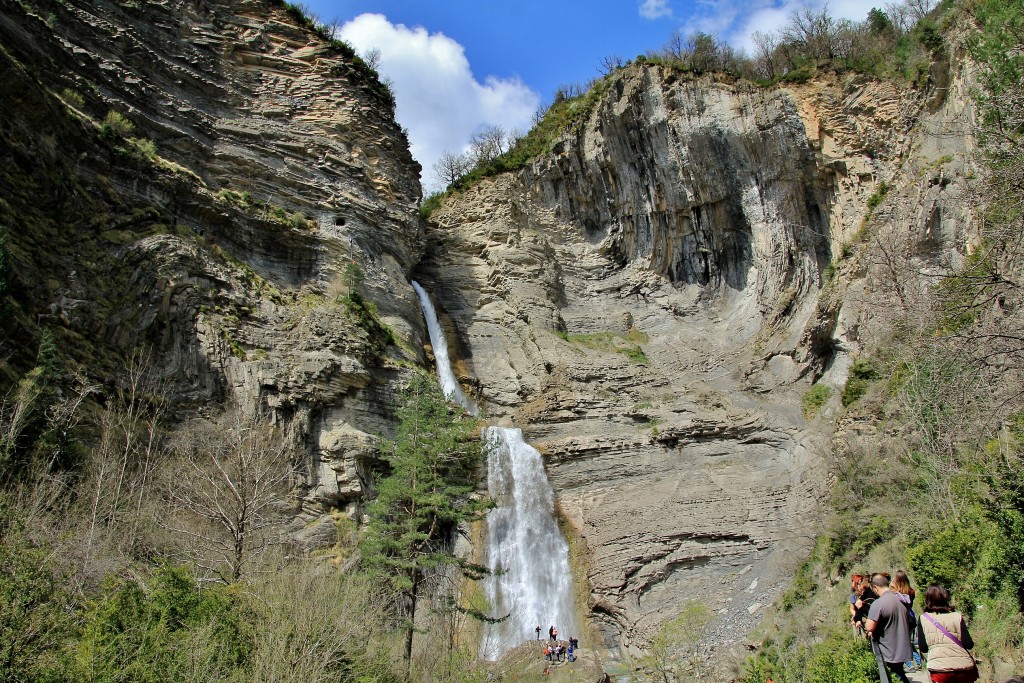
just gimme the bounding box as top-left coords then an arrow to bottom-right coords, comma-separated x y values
780,560 -> 817,611
804,628 -> 877,683
73,566 -> 247,681
907,524 -> 979,599
129,137 -> 156,159
61,88 -> 84,108
419,192 -> 444,220
100,110 -> 134,138
621,345 -> 648,364
841,357 -> 878,406
0,531 -> 74,682
802,383 -> 832,418
850,515 -> 893,560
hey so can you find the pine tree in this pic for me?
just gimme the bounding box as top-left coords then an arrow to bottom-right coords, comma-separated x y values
360,373 -> 489,671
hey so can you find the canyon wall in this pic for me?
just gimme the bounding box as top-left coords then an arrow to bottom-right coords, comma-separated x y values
417,60 -> 975,659
0,0 -> 429,544
1,0 -> 978,666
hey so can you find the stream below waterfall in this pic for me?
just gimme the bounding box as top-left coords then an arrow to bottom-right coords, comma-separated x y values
411,281 -> 579,660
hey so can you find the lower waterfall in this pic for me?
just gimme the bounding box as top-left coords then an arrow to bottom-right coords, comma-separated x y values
410,282 -> 578,661
479,426 -> 579,660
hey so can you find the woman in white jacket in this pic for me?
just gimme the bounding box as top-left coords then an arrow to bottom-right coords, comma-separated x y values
917,585 -> 978,683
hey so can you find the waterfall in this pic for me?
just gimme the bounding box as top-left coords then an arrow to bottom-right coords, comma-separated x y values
480,426 -> 578,659
409,282 -> 578,660
411,281 -> 478,415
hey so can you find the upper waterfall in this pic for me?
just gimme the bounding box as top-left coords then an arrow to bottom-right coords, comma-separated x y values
411,280 -> 478,415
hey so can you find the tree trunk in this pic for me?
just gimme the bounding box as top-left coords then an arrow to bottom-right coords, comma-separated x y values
404,569 -> 419,678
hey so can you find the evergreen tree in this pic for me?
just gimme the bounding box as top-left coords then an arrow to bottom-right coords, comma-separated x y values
360,374 -> 489,672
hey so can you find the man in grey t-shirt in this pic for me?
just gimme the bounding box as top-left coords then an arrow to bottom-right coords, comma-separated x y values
865,573 -> 912,683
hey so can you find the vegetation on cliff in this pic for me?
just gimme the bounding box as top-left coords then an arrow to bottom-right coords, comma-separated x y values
739,0 -> 1024,679
422,0 -> 952,218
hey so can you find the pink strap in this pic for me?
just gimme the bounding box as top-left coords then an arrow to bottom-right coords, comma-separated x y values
923,614 -> 965,649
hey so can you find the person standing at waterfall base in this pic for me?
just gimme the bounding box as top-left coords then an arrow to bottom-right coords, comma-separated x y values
865,573 -> 914,683
536,625 -> 542,640
549,625 -> 558,642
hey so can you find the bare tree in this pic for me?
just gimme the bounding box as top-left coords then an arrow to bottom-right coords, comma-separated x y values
432,151 -> 472,188
362,47 -> 382,70
323,16 -> 343,41
780,5 -> 845,62
664,29 -> 685,61
468,125 -> 509,165
162,404 -> 295,583
751,30 -> 780,80
599,54 -> 625,75
82,357 -> 165,572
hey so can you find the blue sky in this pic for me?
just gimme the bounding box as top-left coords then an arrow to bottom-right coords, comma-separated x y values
297,0 -> 879,191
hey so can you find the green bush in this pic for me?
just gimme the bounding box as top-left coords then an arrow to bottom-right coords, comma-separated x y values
907,523 -> 979,598
841,357 -> 879,406
0,531 -> 74,682
850,515 -> 893,560
780,560 -> 817,612
802,384 -> 832,418
803,628 -> 877,683
100,110 -> 134,138
73,566 -> 247,682
419,192 -> 444,220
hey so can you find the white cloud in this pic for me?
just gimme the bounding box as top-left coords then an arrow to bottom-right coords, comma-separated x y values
339,14 -> 540,194
639,0 -> 674,19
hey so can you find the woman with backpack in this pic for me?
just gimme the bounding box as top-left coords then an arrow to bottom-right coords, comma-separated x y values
917,585 -> 979,683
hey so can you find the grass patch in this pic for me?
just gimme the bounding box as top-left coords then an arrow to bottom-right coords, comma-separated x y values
801,383 -> 832,418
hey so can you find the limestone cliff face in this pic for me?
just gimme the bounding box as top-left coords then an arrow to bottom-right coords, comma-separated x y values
0,0 -> 429,535
418,61 -> 974,657
2,0 -> 978,663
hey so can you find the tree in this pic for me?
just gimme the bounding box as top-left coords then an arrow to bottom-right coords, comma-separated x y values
468,125 -> 508,165
162,405 -> 295,583
637,601 -> 714,682
432,151 -> 472,189
685,33 -> 722,73
599,54 -> 625,75
360,374 -> 489,671
780,5 -> 844,62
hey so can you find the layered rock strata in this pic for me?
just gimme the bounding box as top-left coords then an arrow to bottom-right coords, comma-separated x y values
0,0 -> 427,526
418,62 -> 974,657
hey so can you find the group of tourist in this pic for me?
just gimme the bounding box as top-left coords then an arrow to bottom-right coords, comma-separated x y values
849,571 -> 978,683
535,625 -> 578,665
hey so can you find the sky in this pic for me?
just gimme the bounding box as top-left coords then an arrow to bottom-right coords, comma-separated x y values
298,0 -> 881,192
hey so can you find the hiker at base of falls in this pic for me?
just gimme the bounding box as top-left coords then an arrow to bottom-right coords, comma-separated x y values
567,643 -> 576,662
549,625 -> 558,642
535,625 -> 542,640
569,636 -> 579,650
865,573 -> 914,683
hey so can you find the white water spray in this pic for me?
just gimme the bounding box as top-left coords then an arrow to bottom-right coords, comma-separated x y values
409,281 -> 578,660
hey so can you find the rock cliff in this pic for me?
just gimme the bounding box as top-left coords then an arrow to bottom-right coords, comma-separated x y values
1,0 -> 979,669
0,0 -> 429,537
417,60 -> 975,659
